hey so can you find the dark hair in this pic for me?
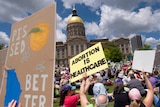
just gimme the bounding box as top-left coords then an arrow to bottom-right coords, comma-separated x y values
113,82 -> 124,95
59,89 -> 69,106
130,74 -> 135,79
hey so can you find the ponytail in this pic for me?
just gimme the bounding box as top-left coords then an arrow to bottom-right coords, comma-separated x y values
59,90 -> 68,106
130,100 -> 139,107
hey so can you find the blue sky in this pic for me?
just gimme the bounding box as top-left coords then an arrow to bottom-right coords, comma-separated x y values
0,0 -> 160,49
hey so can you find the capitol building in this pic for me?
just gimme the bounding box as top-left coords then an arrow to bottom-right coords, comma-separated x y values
56,8 -> 131,67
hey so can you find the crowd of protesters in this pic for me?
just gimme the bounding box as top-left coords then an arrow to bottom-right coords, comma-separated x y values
8,61 -> 160,107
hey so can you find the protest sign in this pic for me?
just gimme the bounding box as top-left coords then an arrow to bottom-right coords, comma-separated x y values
0,3 -> 56,107
0,48 -> 8,92
70,42 -> 108,83
132,50 -> 156,73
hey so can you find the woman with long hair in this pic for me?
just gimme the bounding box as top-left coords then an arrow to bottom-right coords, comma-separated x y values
59,84 -> 79,107
113,82 -> 130,107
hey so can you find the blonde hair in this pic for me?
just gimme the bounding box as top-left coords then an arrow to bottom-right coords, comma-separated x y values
130,100 -> 140,107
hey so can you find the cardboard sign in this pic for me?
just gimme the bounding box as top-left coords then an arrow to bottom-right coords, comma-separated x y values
132,50 -> 156,73
70,42 -> 108,83
0,3 -> 56,107
0,48 -> 8,92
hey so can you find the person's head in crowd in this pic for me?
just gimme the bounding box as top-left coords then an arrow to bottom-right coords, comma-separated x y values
118,73 -> 124,79
93,81 -> 108,107
113,82 -> 124,95
130,73 -> 135,79
95,76 -> 103,83
59,84 -> 76,106
153,70 -> 158,76
115,73 -> 124,83
95,94 -> 108,107
129,88 -> 142,107
60,79 -> 69,86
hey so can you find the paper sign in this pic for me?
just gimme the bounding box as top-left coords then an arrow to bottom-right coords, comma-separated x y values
132,50 -> 156,73
70,42 -> 108,83
0,3 -> 56,107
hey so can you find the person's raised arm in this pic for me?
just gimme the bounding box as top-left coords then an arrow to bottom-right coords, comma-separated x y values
80,73 -> 90,107
142,70 -> 154,107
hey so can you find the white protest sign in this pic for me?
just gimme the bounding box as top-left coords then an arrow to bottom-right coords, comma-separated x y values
132,50 -> 156,73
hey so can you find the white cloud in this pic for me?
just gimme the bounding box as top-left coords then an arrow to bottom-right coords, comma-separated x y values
83,5 -> 160,40
145,37 -> 160,49
0,0 -> 160,48
61,0 -> 159,11
0,0 -> 53,23
0,32 -> 10,45
56,14 -> 69,42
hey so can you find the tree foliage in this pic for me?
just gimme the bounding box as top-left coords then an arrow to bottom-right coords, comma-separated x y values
139,44 -> 152,50
109,48 -> 123,62
104,48 -> 110,60
103,41 -> 123,62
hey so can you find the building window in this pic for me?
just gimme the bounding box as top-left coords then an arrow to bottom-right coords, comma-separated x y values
126,48 -> 128,53
121,44 -> 124,47
122,48 -> 124,53
71,45 -> 74,55
81,44 -> 84,51
76,45 -> 79,54
62,49 -> 64,58
57,49 -> 59,58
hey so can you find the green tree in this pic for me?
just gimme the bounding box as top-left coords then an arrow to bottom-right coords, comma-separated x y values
103,41 -> 118,50
103,41 -> 123,62
139,44 -> 152,50
104,48 -> 110,60
109,48 -> 123,62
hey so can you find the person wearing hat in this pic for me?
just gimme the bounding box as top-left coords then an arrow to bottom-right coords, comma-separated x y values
128,73 -> 146,96
59,84 -> 79,107
115,73 -> 124,83
128,70 -> 154,107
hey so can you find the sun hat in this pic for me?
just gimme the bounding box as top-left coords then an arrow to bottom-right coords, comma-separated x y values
61,84 -> 76,92
129,88 -> 142,100
118,73 -> 124,78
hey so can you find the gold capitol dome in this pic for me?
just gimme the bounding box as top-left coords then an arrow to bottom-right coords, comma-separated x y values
68,8 -> 83,24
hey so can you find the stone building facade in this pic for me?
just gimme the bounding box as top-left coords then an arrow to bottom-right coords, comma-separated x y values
56,9 -> 131,66
112,38 -> 131,55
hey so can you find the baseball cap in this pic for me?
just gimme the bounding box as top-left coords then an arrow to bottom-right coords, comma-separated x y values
129,88 -> 142,100
61,84 -> 76,92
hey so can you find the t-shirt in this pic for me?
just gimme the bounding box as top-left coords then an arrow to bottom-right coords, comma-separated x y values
63,94 -> 79,107
128,79 -> 146,96
93,83 -> 107,98
88,84 -> 94,95
114,92 -> 130,107
86,104 -> 94,107
149,76 -> 158,88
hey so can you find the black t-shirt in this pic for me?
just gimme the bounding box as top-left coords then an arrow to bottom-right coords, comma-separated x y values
88,84 -> 94,95
114,92 -> 130,107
